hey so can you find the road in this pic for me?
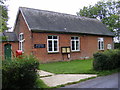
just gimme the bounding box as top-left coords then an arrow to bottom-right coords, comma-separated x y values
62,73 -> 120,88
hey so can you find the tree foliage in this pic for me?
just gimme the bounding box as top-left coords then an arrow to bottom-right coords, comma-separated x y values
77,0 -> 120,42
0,0 -> 9,32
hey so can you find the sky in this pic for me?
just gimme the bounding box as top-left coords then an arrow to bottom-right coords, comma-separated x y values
5,0 -> 101,31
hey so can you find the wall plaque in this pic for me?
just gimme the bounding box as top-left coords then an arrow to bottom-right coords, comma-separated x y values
34,44 -> 45,48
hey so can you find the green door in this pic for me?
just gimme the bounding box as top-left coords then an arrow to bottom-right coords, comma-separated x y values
4,44 -> 12,60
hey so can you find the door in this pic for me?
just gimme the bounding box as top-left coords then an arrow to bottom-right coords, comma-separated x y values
4,44 -> 12,60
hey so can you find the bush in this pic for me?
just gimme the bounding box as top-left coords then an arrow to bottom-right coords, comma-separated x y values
104,50 -> 120,69
2,55 -> 39,89
93,52 -> 108,70
114,43 -> 120,49
93,49 -> 120,71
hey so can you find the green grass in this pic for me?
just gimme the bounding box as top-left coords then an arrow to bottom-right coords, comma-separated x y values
35,78 -> 50,88
39,59 -> 93,74
39,59 -> 120,76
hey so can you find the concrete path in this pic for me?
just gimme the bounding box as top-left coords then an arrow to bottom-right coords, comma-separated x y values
38,70 -> 54,77
38,70 -> 97,87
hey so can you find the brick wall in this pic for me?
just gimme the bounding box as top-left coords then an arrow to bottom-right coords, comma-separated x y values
14,12 -> 32,55
32,32 -> 113,63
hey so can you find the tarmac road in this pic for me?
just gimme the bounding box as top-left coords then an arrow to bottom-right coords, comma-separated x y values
63,73 -> 120,88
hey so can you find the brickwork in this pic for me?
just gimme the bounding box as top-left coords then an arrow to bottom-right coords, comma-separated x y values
14,12 -> 32,55
32,33 -> 113,62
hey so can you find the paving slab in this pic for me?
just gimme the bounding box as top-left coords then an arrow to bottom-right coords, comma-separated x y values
40,74 -> 97,87
38,70 -> 54,77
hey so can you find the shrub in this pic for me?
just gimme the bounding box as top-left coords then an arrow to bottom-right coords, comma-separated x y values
104,49 -> 120,69
93,52 -> 108,70
2,55 -> 39,89
114,43 -> 120,49
93,49 -> 120,71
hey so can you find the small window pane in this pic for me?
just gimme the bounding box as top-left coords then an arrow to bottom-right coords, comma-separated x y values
98,41 -> 101,50
19,35 -> 22,41
21,34 -> 24,40
71,37 -> 74,40
53,36 -> 57,39
98,38 -> 103,41
75,37 -> 78,40
101,42 -> 104,49
48,36 -> 52,39
54,41 -> 57,51
76,41 -> 79,50
22,42 -> 24,51
72,41 -> 75,50
48,41 -> 52,51
19,34 -> 24,41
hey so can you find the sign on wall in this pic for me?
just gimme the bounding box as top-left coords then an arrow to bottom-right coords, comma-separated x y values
107,44 -> 112,49
34,44 -> 45,48
61,47 -> 70,54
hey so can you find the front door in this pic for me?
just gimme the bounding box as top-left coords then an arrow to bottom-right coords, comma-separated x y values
4,44 -> 12,60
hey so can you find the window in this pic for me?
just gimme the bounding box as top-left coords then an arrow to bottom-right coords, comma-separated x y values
98,38 -> 104,50
47,35 -> 59,52
19,33 -> 24,51
71,36 -> 80,51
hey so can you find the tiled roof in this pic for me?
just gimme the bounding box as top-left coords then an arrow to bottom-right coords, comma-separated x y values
19,7 -> 114,36
0,32 -> 18,42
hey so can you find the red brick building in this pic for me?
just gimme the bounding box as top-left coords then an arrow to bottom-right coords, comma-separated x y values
1,7 -> 114,62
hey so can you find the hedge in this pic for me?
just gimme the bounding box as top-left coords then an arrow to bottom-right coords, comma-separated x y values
114,43 -> 120,49
93,49 -> 120,71
2,55 -> 39,89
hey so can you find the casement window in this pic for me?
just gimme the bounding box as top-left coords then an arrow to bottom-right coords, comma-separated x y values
19,33 -> 24,52
71,36 -> 80,51
98,38 -> 104,50
47,35 -> 59,53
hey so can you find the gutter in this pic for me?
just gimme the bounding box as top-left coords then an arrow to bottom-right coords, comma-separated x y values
31,29 -> 115,37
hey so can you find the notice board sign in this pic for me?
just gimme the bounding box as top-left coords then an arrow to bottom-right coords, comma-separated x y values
61,47 -> 70,54
34,44 -> 45,48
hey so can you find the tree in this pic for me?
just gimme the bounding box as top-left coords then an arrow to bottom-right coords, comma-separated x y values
77,0 -> 120,43
0,0 -> 9,32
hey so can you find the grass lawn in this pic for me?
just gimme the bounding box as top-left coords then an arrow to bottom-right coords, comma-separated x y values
40,59 -> 93,74
39,59 -> 120,76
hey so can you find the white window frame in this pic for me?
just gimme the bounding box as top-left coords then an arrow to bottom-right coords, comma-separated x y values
47,35 -> 59,53
98,37 -> 104,50
71,36 -> 80,51
19,33 -> 25,52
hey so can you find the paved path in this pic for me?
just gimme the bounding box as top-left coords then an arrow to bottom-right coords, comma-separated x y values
63,73 -> 119,88
38,70 -> 97,87
38,70 -> 54,77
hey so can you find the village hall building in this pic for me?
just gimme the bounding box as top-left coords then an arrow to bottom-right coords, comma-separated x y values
1,7 -> 114,62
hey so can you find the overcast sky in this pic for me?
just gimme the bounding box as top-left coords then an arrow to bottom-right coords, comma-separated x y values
6,0 -> 101,31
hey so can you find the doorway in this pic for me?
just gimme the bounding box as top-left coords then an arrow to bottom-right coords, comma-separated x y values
4,44 -> 12,60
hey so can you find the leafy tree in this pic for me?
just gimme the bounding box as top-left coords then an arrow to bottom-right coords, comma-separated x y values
77,0 -> 120,42
0,0 -> 9,32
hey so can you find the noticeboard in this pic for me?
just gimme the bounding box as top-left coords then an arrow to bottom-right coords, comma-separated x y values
61,47 -> 70,54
